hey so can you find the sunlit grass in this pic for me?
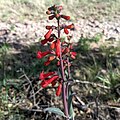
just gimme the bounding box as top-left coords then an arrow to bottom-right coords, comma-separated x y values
0,0 -> 120,21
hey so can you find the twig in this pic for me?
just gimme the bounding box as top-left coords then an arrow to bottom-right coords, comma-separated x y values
74,80 -> 110,90
19,108 -> 43,112
20,70 -> 36,106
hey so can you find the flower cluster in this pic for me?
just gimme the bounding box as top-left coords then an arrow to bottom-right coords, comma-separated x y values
37,5 -> 77,96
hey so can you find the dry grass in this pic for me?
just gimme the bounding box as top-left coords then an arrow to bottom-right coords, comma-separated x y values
0,0 -> 120,21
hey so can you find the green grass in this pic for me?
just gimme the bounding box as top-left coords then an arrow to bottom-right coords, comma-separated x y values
0,0 -> 120,21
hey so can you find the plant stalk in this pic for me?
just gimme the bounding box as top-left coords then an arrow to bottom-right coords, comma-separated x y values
57,19 -> 69,120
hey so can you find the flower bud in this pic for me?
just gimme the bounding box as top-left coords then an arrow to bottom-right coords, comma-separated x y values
49,15 -> 55,20
61,15 -> 70,20
44,29 -> 53,39
56,83 -> 62,96
64,28 -> 69,34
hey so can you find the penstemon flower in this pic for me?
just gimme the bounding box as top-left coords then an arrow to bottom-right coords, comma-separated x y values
37,5 -> 76,120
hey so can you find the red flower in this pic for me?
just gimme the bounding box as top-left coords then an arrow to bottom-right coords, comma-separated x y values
64,28 -> 69,34
41,75 -> 59,88
56,83 -> 62,96
46,26 -> 52,30
49,15 -> 55,20
66,24 -> 74,29
61,15 -> 70,20
48,56 -> 55,61
50,41 -> 56,49
41,37 -> 54,45
41,39 -> 48,45
56,39 -> 61,57
44,56 -> 55,66
62,47 -> 70,55
44,59 -> 51,66
44,29 -> 53,39
37,51 -> 50,59
40,71 -> 55,80
70,52 -> 77,59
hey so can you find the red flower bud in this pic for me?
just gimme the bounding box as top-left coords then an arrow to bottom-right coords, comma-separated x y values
56,83 -> 62,96
61,15 -> 70,20
64,28 -> 69,34
44,29 -> 53,39
46,26 -> 52,30
70,52 -> 77,59
46,10 -> 51,15
49,15 -> 55,20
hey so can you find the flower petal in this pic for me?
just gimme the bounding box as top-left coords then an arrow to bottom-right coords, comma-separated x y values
49,15 -> 55,20
70,52 -> 77,59
64,28 -> 69,34
50,41 -> 56,49
56,83 -> 62,96
56,39 -> 61,57
39,71 -> 55,80
41,75 -> 59,88
37,51 -> 50,59
61,15 -> 70,20
44,29 -> 53,39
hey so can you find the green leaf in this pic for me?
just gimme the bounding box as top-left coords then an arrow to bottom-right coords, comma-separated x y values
44,107 -> 66,117
68,90 -> 75,119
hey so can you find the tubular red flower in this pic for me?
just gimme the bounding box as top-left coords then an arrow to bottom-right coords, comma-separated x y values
70,52 -> 77,59
44,29 -> 53,39
62,47 -> 70,55
44,59 -> 51,66
50,41 -> 56,49
66,24 -> 74,29
64,28 -> 69,34
37,51 -> 50,59
56,39 -> 61,57
46,26 -> 52,30
51,80 -> 57,87
39,71 -> 55,80
49,15 -> 55,20
48,56 -> 55,61
56,83 -> 62,96
48,37 -> 54,42
41,39 -> 48,45
41,75 -> 59,88
41,37 -> 54,45
61,15 -> 70,20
